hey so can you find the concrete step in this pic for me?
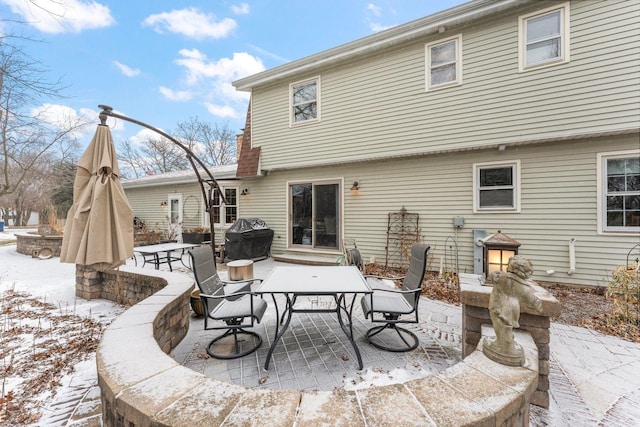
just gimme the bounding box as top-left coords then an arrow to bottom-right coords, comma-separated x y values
272,252 -> 343,266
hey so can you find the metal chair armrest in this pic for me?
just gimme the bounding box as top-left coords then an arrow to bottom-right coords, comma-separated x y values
364,274 -> 405,281
200,289 -> 256,300
371,286 -> 420,296
220,278 -> 263,286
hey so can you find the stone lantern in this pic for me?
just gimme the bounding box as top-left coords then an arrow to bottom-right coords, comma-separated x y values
483,231 -> 521,277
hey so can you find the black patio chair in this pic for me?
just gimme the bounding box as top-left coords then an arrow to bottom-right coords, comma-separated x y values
189,246 -> 267,359
360,243 -> 430,352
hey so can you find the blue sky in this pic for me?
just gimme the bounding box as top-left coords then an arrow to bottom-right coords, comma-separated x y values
0,0 -> 467,148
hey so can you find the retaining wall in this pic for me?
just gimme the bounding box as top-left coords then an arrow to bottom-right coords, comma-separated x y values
95,266 -> 539,426
15,233 -> 63,257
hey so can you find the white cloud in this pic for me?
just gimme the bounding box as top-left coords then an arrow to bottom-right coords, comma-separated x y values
163,49 -> 262,120
30,103 -> 94,138
367,3 -> 382,16
175,49 -> 264,85
142,7 -> 236,40
365,3 -> 396,33
114,61 -> 141,77
159,86 -> 193,101
231,3 -> 250,15
204,103 -> 238,119
2,0 -> 115,34
249,44 -> 290,64
129,128 -> 165,146
370,22 -> 392,32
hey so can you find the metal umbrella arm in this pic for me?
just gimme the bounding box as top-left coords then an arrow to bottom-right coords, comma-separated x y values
98,104 -> 226,264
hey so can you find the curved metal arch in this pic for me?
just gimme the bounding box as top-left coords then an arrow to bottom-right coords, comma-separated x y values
98,105 -> 226,264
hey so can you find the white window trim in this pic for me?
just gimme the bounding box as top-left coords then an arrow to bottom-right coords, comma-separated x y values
518,2 -> 570,72
597,149 -> 640,235
473,160 -> 521,213
425,34 -> 462,91
209,185 -> 239,227
289,76 -> 321,126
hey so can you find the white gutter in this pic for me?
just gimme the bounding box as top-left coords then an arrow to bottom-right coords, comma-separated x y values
233,0 -> 530,91
122,165 -> 239,189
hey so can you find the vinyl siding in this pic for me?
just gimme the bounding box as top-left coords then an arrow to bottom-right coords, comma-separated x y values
238,134 -> 639,287
250,0 -> 639,170
124,181 -> 239,245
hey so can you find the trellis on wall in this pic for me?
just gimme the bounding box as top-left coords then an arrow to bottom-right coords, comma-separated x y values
385,207 -> 420,270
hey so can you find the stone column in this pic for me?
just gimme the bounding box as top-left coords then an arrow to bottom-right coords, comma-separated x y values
460,279 -> 560,408
75,264 -> 103,300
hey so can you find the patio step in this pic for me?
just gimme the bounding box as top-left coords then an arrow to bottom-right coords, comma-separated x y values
272,252 -> 343,266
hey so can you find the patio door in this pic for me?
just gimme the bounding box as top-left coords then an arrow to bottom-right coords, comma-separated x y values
290,181 -> 340,250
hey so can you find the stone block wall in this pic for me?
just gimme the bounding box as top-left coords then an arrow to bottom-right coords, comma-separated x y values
95,266 -> 540,426
16,233 -> 64,257
75,265 -> 170,305
460,280 -> 560,409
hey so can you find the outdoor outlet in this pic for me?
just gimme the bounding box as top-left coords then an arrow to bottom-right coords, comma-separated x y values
453,216 -> 464,228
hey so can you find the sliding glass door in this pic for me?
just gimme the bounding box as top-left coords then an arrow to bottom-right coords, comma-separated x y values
290,181 -> 340,250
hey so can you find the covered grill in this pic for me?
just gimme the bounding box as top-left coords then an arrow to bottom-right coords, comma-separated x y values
224,218 -> 274,261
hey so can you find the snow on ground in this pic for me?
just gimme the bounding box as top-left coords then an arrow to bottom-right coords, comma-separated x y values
0,228 -> 124,424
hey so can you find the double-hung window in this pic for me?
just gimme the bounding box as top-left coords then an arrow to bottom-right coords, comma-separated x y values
598,151 -> 640,233
519,3 -> 569,71
290,77 -> 320,125
426,35 -> 462,90
473,161 -> 521,212
211,187 -> 238,225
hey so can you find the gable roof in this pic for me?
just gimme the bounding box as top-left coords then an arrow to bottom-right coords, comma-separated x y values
233,0 -> 529,91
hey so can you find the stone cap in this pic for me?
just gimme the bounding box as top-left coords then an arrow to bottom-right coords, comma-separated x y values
460,281 -> 561,318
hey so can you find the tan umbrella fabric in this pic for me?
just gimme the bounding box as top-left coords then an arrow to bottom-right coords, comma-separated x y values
60,124 -> 134,271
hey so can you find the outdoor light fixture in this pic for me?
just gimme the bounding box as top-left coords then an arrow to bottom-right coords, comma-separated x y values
160,201 -> 167,207
351,181 -> 360,191
482,230 -> 521,277
241,188 -> 250,196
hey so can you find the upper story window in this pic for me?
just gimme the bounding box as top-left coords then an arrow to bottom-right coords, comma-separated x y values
211,186 -> 238,225
425,34 -> 462,90
519,3 -> 570,71
598,151 -> 640,233
290,77 -> 320,125
473,160 -> 521,213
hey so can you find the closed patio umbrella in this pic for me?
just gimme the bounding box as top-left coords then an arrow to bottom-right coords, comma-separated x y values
60,122 -> 133,271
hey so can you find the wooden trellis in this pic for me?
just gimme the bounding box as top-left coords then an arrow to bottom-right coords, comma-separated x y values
385,207 -> 420,270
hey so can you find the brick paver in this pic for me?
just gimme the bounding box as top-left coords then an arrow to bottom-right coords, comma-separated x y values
48,257 -> 640,426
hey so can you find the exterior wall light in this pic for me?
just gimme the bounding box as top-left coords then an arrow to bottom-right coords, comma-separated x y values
351,181 -> 359,191
482,230 -> 521,277
241,188 -> 250,196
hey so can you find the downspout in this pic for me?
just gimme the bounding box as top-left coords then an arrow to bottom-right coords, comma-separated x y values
567,238 -> 576,275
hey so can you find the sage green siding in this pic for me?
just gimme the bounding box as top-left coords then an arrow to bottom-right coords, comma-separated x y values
124,181 -> 239,245
250,0 -> 639,171
239,133 -> 638,287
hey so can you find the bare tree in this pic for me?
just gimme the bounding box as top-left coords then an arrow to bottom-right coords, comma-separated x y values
0,34 -> 87,225
117,117 -> 237,178
175,117 -> 237,166
117,134 -> 192,179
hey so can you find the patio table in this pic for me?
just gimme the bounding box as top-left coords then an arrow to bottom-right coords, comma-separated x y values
257,265 -> 372,370
133,242 -> 199,271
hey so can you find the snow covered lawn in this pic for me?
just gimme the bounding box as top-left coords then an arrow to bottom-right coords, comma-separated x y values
0,228 -> 123,425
